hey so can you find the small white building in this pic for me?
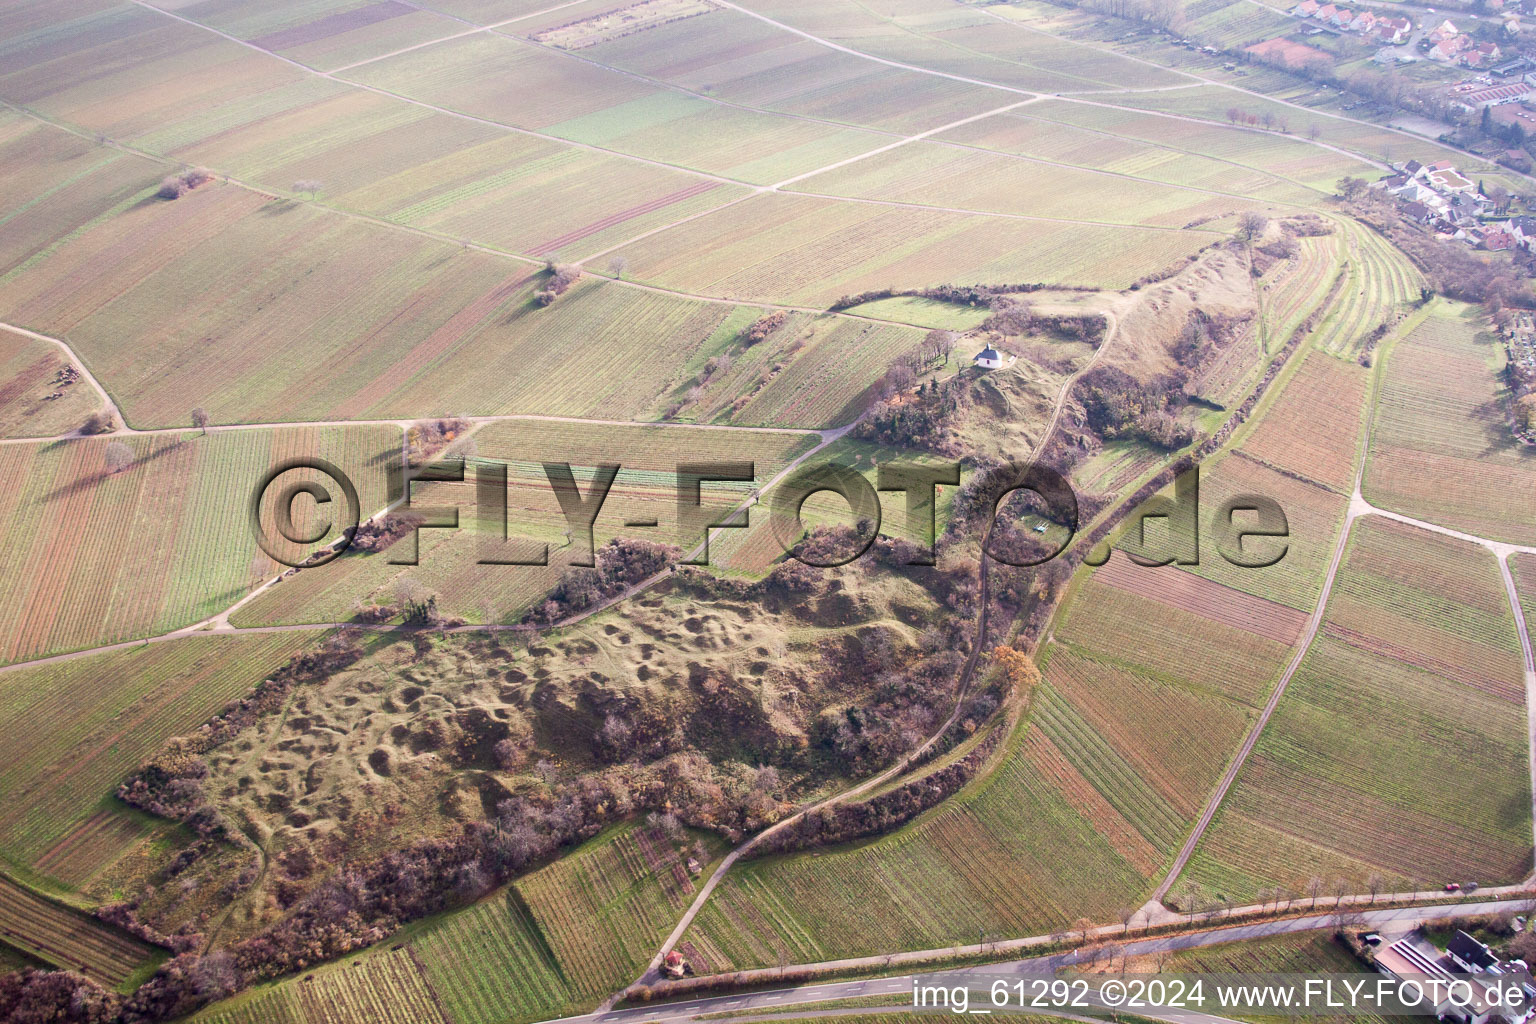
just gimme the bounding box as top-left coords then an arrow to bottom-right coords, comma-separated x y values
974,345 -> 1004,369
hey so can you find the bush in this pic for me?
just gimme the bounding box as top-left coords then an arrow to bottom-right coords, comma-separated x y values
81,409 -> 115,435
156,167 -> 212,200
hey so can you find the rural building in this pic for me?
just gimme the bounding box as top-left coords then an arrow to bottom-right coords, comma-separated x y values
1374,934 -> 1532,1024
1429,18 -> 1461,40
1482,227 -> 1517,250
1372,16 -> 1411,42
1292,0 -> 1320,14
1448,930 -> 1501,972
662,950 -> 688,978
1374,15 -> 1411,41
1513,214 -> 1536,241
974,345 -> 1004,369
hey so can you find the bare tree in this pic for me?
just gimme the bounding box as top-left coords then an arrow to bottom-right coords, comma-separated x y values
394,576 -> 438,624
1118,906 -> 1137,934
191,407 -> 209,434
1333,877 -> 1350,908
1237,212 -> 1270,243
292,179 -> 323,199
1366,874 -> 1384,904
1182,878 -> 1202,916
1308,876 -> 1324,908
608,255 -> 629,279
1307,123 -> 1321,140
104,440 -> 134,474
1336,176 -> 1369,202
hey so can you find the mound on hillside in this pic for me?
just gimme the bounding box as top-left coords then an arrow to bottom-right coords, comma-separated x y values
111,554 -> 979,947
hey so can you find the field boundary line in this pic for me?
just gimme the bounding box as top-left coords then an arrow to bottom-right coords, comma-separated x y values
965,2 -> 1536,185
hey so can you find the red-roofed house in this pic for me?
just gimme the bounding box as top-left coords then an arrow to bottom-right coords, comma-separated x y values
1430,35 -> 1470,60
1428,18 -> 1459,39
1293,0 -> 1320,15
1464,40 -> 1503,67
1373,15 -> 1411,41
1350,10 -> 1377,31
1483,228 -> 1517,250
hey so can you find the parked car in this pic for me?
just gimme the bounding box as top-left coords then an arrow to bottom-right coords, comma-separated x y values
1446,882 -> 1462,892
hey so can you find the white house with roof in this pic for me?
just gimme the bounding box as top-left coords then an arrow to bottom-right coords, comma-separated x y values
974,344 -> 1004,370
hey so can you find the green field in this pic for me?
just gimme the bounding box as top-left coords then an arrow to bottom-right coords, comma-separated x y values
0,425 -> 393,663
195,822 -> 725,1024
1365,301 -> 1536,545
0,632 -> 323,883
1178,516 -> 1532,902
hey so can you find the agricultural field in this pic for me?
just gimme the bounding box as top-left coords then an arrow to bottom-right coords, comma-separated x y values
7,0 -> 1536,1017
0,876 -> 161,990
230,419 -> 818,626
683,720 -> 1153,970
0,632 -> 324,882
938,107 -> 1321,206
1365,301 -> 1536,546
0,425 -> 393,663
1177,517 -> 1532,903
1306,221 -> 1421,360
0,171 -> 835,426
195,946 -> 452,1024
792,139 -> 1273,229
0,326 -> 98,438
194,823 -> 726,1024
1240,350 -> 1368,492
603,192 -> 1220,305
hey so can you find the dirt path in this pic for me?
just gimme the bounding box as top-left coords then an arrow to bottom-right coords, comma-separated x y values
1154,305 -> 1536,901
625,308 -> 1121,995
0,322 -> 121,431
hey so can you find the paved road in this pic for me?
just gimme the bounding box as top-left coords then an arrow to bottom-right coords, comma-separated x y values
544,899 -> 1535,1024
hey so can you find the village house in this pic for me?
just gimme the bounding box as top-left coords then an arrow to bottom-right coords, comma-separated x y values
1511,214 -> 1536,248
1373,15 -> 1411,42
1350,10 -> 1376,31
1464,41 -> 1504,68
1429,18 -> 1461,41
1330,6 -> 1356,27
1315,3 -> 1339,22
1430,35 -> 1473,61
1481,227 -> 1516,249
974,344 -> 1004,370
1292,0 -> 1320,15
